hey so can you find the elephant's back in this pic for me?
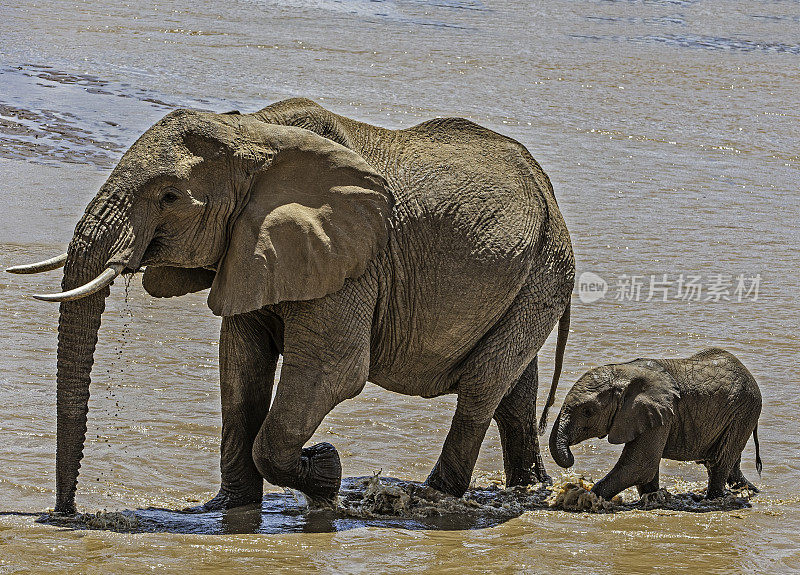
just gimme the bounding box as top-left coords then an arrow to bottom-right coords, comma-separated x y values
388,117 -> 551,264
660,349 -> 761,462
365,120 -> 558,395
662,349 -> 761,401
255,101 -> 570,394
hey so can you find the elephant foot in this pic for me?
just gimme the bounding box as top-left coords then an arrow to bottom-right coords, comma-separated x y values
506,467 -> 552,488
54,500 -> 77,516
182,488 -> 262,513
296,442 -> 342,506
589,480 -> 618,502
424,464 -> 468,498
535,468 -> 553,486
729,480 -> 759,493
705,487 -> 727,500
727,467 -> 759,493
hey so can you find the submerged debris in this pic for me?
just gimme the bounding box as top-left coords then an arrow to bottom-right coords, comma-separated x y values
332,473 -> 756,518
650,486 -> 755,512
547,475 -> 755,513
548,476 -> 619,512
639,488 -> 672,510
80,510 -> 139,531
336,474 -> 550,520
33,476 -> 758,535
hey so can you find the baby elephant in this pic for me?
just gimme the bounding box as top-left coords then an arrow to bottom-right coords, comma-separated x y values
549,348 -> 762,500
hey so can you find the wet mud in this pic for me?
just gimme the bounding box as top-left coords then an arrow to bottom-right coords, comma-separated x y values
548,476 -> 755,514
35,474 -> 756,535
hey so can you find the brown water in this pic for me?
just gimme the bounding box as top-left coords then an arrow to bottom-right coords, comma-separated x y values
1,0 -> 798,572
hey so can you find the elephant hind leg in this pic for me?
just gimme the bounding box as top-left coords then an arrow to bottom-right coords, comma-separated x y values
426,271 -> 571,497
726,457 -> 759,492
494,356 -> 551,486
705,452 -> 738,499
425,397 -> 495,497
707,423 -> 755,499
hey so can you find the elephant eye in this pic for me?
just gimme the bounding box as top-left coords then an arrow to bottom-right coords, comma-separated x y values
583,407 -> 594,418
159,188 -> 180,207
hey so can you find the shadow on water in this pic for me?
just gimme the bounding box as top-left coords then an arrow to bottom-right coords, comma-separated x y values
26,476 -> 756,535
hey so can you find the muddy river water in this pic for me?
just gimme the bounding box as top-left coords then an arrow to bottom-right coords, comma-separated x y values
0,1 -> 798,572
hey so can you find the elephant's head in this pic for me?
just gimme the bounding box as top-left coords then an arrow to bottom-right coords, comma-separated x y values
549,362 -> 679,469
9,110 -> 393,513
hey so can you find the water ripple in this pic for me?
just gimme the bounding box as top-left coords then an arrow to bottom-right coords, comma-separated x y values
571,32 -> 800,55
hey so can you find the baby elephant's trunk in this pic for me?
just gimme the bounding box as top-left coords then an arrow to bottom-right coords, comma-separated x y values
549,411 -> 574,469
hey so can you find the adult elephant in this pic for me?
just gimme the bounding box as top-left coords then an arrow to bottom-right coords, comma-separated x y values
8,98 -> 574,514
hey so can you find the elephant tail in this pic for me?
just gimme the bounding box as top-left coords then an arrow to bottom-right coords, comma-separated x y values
753,425 -> 762,476
538,302 -> 571,435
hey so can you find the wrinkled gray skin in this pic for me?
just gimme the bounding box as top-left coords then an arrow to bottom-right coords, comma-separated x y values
24,98 -> 574,514
550,348 -> 762,500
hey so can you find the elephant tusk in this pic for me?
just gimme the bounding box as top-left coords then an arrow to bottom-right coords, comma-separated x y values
6,253 -> 68,274
32,264 -> 124,302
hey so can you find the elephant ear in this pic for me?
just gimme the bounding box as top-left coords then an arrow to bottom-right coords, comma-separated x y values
607,366 -> 680,444
142,266 -> 215,298
207,129 -> 393,316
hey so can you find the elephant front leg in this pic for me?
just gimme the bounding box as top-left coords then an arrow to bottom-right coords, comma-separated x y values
187,312 -> 280,512
250,304 -> 372,506
493,357 -> 551,486
251,356 -> 366,505
252,290 -> 375,504
636,470 -> 660,496
591,426 -> 669,501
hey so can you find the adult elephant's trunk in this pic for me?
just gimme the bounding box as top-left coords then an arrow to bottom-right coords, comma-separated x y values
54,193 -> 135,514
549,411 -> 574,469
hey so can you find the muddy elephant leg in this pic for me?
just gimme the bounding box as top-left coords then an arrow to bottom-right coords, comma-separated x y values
707,427 -> 751,499
706,466 -> 731,499
726,457 -> 759,492
636,470 -> 660,496
706,453 -> 740,499
591,425 -> 669,500
427,273 -> 571,497
426,391 -> 497,497
190,311 -> 280,512
493,357 -> 551,486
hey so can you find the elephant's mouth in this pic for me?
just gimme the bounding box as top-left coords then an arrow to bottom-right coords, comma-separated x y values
139,237 -> 166,267
139,236 -> 220,271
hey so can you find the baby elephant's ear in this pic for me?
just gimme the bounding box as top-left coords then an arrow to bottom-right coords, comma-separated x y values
208,126 -> 393,316
607,366 -> 680,444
